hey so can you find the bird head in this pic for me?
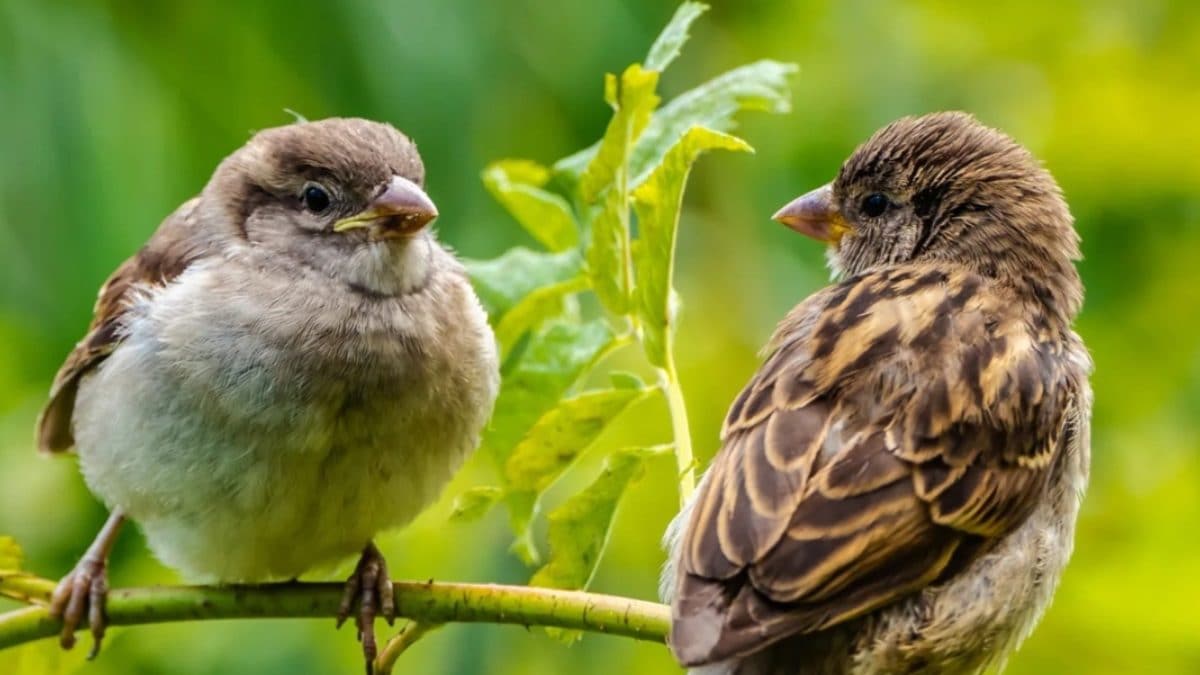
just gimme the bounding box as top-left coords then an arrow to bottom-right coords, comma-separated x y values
774,112 -> 1082,320
201,117 -> 439,294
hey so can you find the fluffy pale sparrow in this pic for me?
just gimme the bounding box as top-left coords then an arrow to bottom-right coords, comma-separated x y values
663,112 -> 1092,674
36,118 -> 500,667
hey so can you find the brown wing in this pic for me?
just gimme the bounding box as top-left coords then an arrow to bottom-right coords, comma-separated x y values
36,198 -> 209,453
670,266 -> 1086,666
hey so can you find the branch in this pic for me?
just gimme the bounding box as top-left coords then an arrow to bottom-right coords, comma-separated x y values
376,620 -> 441,674
0,573 -> 669,652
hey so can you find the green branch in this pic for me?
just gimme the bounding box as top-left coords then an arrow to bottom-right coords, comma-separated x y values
0,574 -> 668,653
376,620 -> 442,674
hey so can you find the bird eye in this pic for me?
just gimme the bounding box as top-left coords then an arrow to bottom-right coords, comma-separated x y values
861,193 -> 889,218
302,184 -> 331,213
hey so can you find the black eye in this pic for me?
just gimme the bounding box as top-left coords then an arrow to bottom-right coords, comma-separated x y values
302,184 -> 331,213
861,193 -> 889,218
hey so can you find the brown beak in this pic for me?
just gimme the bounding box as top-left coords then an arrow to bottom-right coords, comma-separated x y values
772,183 -> 848,243
334,175 -> 438,235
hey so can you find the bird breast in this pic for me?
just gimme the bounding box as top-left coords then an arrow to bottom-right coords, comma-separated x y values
71,251 -> 499,581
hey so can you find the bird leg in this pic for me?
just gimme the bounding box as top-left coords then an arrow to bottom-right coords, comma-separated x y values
337,542 -> 396,673
49,510 -> 125,658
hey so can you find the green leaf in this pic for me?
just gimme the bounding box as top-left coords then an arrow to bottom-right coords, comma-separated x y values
465,248 -> 583,321
608,371 -> 645,389
483,319 -> 619,564
644,2 -> 708,72
633,126 -> 752,367
505,387 -> 652,493
578,64 -> 662,317
530,446 -> 670,592
482,160 -> 579,252
629,60 -> 795,187
0,535 -> 22,571
449,486 -> 504,523
482,319 -> 618,470
579,64 -> 660,202
585,187 -> 632,316
483,158 -> 551,185
504,490 -> 541,564
494,275 -> 588,360
555,60 -> 797,183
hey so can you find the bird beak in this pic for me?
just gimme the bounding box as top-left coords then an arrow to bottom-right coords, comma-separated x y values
333,175 -> 438,236
772,183 -> 850,244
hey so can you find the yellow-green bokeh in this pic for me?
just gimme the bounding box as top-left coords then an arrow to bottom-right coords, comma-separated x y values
1,1 -> 1198,673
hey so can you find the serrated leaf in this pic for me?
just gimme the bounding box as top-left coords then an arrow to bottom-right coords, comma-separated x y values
505,387 -> 652,493
0,536 -> 22,571
579,64 -> 662,317
627,60 -> 793,186
530,446 -> 670,595
644,2 -> 708,72
482,319 -> 618,471
579,64 -> 660,202
556,60 -> 797,183
633,126 -> 752,366
483,160 -> 579,252
494,275 -> 589,360
449,486 -> 504,523
465,248 -> 583,321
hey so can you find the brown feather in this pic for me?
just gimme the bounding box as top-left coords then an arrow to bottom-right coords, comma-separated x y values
36,198 -> 209,453
671,265 -> 1085,666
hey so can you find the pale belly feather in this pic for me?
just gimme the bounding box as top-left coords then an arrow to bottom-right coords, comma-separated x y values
73,261 -> 496,581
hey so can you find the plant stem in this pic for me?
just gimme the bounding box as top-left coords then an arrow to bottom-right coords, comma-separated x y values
659,349 -> 696,504
0,573 -> 55,606
375,621 -> 442,674
0,576 -> 668,652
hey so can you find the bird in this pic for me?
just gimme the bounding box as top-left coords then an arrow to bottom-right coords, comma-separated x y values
36,117 -> 500,669
662,111 -> 1092,675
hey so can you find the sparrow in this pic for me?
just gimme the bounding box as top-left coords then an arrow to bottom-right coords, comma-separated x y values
36,117 -> 500,669
663,112 -> 1092,675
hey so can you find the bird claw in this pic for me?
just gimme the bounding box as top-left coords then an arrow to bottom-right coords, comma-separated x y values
48,555 -> 109,657
337,543 -> 395,673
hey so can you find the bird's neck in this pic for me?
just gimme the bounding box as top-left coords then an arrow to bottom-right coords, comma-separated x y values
950,236 -> 1084,330
339,233 -> 435,297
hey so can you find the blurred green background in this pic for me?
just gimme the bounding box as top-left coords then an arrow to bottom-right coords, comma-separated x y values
2,0 -> 1198,673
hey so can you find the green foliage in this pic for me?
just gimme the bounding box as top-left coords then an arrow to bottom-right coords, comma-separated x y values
504,387 -> 653,493
458,3 -> 796,595
448,487 -> 504,523
580,63 -> 660,316
465,248 -> 585,358
633,127 -> 753,367
580,65 -> 660,203
530,445 -> 672,643
644,2 -> 708,72
481,320 -> 617,470
466,248 -> 582,320
554,60 -> 798,183
502,386 -> 653,563
531,446 -> 671,591
482,160 -> 578,252
0,537 -> 21,572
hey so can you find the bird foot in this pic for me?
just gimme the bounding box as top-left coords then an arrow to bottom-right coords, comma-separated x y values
48,554 -> 109,658
337,542 -> 396,674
